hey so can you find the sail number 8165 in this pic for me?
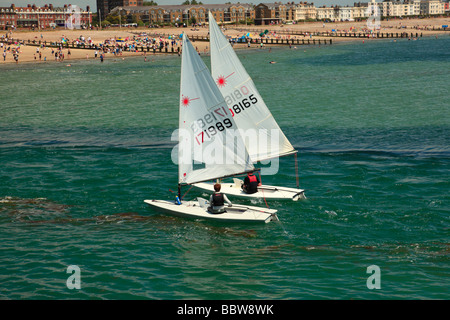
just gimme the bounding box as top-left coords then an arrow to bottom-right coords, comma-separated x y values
223,86 -> 258,117
230,94 -> 258,116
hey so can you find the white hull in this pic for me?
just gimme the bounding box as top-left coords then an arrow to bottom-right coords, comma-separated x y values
193,179 -> 306,201
144,198 -> 278,223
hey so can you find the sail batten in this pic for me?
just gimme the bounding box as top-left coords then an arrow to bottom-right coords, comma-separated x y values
255,114 -> 274,126
256,149 -> 298,163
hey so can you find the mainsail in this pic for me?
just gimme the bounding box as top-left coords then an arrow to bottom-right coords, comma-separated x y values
178,34 -> 254,185
208,11 -> 296,163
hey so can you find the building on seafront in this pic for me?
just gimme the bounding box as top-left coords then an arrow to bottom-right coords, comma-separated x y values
97,0 -> 143,21
1,1 -> 447,30
109,3 -> 255,25
0,3 -> 92,30
106,1 -> 448,26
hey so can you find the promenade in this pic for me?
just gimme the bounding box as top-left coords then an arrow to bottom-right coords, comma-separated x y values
1,16 -> 448,64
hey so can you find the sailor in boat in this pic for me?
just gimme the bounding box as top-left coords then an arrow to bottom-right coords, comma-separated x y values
208,183 -> 232,214
242,172 -> 262,194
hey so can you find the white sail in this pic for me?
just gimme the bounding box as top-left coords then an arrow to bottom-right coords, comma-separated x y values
208,11 -> 296,163
178,34 -> 254,185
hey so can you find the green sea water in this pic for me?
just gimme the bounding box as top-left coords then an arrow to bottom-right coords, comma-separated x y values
0,36 -> 449,300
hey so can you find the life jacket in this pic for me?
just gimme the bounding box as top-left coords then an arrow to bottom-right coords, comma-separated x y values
247,174 -> 259,193
212,192 -> 225,206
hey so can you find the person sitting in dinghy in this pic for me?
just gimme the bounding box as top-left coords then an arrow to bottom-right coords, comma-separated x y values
208,183 -> 232,214
242,172 -> 262,194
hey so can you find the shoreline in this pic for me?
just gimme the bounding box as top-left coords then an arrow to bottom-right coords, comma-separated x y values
1,34 -> 445,67
1,16 -> 448,64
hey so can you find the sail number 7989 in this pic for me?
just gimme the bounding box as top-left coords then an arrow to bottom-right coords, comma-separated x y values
194,118 -> 233,145
191,107 -> 234,145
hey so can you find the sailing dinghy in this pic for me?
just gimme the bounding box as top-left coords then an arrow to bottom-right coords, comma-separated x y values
192,12 -> 305,201
144,34 -> 278,223
194,179 -> 305,201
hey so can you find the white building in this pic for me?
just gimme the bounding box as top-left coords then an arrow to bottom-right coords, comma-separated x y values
338,6 -> 354,20
316,6 -> 336,21
420,0 -> 445,14
380,0 -> 444,16
353,5 -> 369,19
294,2 -> 317,21
296,0 -> 444,22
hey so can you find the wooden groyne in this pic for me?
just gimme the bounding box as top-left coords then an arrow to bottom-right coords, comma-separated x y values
233,28 -> 424,39
0,35 -> 332,52
314,31 -> 423,38
145,33 -> 333,45
0,38 -> 182,54
1,29 -> 429,54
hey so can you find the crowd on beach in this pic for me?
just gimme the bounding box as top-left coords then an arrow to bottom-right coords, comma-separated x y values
2,42 -> 20,63
0,32 -> 192,63
0,31 -> 186,64
57,33 -> 181,52
1,16 -> 448,64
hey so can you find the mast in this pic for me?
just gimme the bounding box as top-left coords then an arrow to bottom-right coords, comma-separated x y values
177,33 -> 255,186
294,153 -> 299,189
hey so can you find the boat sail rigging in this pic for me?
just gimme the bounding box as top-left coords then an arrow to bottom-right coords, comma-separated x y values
192,12 -> 305,201
208,11 -> 296,163
144,34 -> 278,223
177,29 -> 253,186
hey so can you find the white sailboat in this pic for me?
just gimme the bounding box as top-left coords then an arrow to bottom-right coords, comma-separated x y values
192,12 -> 306,201
144,34 -> 278,223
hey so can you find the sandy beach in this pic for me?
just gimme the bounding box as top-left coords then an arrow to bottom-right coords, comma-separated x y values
1,16 -> 449,64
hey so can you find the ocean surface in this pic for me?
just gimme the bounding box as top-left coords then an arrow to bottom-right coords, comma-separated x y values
0,36 -> 448,300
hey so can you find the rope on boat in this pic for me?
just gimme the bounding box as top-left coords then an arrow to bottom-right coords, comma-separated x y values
258,171 -> 270,209
169,186 -> 192,200
181,185 -> 194,200
295,153 -> 300,189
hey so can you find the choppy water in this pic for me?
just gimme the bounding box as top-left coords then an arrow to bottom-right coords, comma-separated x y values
0,37 -> 449,299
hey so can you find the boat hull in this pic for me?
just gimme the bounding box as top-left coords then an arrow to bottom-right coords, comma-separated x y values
144,199 -> 278,223
193,179 -> 306,201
